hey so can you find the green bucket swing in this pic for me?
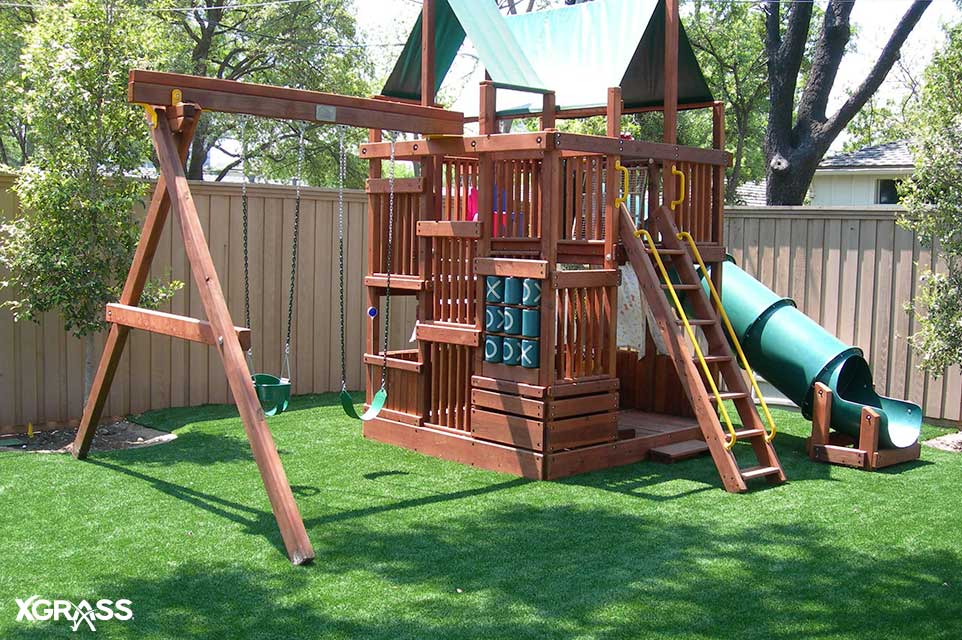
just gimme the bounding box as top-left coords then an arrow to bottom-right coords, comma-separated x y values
338,127 -> 395,421
241,122 -> 306,417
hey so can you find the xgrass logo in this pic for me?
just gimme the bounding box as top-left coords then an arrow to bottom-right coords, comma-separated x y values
15,596 -> 133,632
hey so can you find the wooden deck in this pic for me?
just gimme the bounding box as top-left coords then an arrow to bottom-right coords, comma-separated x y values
363,409 -> 703,480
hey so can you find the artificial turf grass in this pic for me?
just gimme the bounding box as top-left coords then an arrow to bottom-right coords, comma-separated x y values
0,394 -> 959,640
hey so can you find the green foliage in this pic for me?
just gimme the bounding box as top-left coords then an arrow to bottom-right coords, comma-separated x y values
0,7 -> 33,168
159,0 -> 373,185
0,0 -> 180,338
843,94 -> 913,153
899,23 -> 962,372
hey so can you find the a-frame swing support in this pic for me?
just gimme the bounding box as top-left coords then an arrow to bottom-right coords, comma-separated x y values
71,71 -> 465,565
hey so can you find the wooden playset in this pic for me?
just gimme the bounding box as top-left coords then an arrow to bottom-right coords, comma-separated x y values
68,0 -> 921,564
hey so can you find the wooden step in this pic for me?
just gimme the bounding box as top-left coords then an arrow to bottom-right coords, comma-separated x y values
661,283 -> 701,291
649,439 -> 710,463
740,465 -> 782,481
646,247 -> 685,256
675,317 -> 717,326
708,392 -> 749,402
694,355 -> 732,364
733,428 -> 766,439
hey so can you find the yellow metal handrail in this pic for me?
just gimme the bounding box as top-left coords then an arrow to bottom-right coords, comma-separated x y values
670,164 -> 685,211
614,161 -> 630,208
634,227 -> 738,450
677,231 -> 777,442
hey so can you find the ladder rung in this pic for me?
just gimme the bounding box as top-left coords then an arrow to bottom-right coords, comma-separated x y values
662,283 -> 701,291
733,428 -> 765,439
740,465 -> 782,481
676,317 -> 717,326
708,392 -> 749,402
695,355 -> 732,363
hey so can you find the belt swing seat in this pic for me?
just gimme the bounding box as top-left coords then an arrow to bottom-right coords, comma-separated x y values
338,128 -> 396,421
241,121 -> 307,416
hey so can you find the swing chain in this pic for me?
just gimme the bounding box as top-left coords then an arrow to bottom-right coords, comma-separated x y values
337,125 -> 348,392
380,133 -> 396,391
240,118 -> 253,369
284,126 -> 306,383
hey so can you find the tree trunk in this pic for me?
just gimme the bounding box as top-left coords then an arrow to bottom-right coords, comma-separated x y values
187,119 -> 208,180
726,131 -> 746,204
83,333 -> 96,406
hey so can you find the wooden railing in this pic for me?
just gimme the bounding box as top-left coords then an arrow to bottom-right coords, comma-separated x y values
370,190 -> 420,277
427,342 -> 472,431
561,155 -> 607,242
440,157 -> 478,222
491,158 -> 542,240
554,282 -> 616,381
365,350 -> 422,423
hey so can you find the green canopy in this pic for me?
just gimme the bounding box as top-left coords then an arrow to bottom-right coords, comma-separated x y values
382,0 -> 546,102
382,0 -> 713,115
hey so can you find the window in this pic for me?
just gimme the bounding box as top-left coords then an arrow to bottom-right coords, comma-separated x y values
876,179 -> 901,205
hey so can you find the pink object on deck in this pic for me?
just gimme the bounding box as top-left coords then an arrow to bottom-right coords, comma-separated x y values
467,187 -> 479,221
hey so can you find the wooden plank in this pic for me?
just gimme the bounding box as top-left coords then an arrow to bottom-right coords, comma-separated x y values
363,275 -> 426,290
416,221 -> 481,238
482,361 -> 541,385
106,304 -> 251,351
545,411 -> 618,452
151,113 -> 313,565
811,444 -> 867,468
471,389 -> 545,419
649,439 -> 709,463
364,416 -> 545,479
473,257 -> 547,279
553,269 -> 620,289
874,442 -> 921,468
553,133 -> 730,167
363,352 -> 423,373
471,375 -> 547,399
470,408 -> 544,450
415,322 -> 480,346
548,377 -> 620,398
366,177 -> 423,194
548,391 -> 620,420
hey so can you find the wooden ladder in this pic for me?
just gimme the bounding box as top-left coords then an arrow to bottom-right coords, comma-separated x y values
619,205 -> 785,492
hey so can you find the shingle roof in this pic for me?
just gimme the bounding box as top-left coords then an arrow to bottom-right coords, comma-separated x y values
735,181 -> 766,207
818,139 -> 913,169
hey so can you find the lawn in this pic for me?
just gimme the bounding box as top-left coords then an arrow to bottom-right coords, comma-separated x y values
0,394 -> 959,639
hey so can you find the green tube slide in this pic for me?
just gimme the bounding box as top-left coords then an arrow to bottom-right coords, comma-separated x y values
705,261 -> 921,449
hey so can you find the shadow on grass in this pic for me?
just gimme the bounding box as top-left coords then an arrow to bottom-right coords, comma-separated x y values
7,507 -> 959,639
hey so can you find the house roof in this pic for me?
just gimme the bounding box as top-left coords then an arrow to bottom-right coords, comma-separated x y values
735,181 -> 766,207
382,0 -> 713,116
818,140 -> 913,170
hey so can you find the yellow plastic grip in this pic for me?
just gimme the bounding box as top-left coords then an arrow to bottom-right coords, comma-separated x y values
614,161 -> 630,208
670,164 -> 685,211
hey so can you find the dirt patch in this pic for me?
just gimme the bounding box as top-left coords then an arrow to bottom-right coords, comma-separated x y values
925,430 -> 962,453
0,421 -> 176,454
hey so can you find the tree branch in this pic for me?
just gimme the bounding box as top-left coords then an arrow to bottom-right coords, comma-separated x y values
823,0 -> 931,140
796,0 -> 855,125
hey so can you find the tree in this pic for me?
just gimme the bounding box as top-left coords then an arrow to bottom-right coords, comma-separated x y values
689,1 -> 769,203
898,23 -> 962,373
0,7 -> 34,168
0,0 -> 180,397
158,0 -> 372,185
762,0 -> 932,205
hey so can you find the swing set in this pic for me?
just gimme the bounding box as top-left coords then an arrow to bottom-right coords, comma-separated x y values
238,122 -> 397,420
70,67 -> 460,565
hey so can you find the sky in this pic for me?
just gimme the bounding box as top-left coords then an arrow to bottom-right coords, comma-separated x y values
353,0 -> 962,149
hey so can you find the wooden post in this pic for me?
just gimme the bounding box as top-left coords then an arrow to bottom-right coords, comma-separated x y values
479,81 -> 497,135
151,111 -> 314,565
71,106 -> 199,459
711,101 -> 725,244
605,87 -> 622,376
859,407 -> 881,471
662,0 -> 680,209
810,382 -> 832,458
540,91 -> 556,131
539,140 -> 560,387
421,0 -> 436,107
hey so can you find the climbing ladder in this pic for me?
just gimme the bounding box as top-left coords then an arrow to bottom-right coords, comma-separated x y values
618,204 -> 786,493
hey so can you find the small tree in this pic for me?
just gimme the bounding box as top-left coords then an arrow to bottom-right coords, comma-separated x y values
0,0 -> 180,397
899,23 -> 962,373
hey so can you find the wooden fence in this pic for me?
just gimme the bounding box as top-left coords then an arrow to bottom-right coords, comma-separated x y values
0,174 -> 418,432
2,177 -> 959,430
726,206 -> 962,424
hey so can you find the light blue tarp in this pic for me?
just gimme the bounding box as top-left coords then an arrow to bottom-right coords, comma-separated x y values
382,0 -> 713,115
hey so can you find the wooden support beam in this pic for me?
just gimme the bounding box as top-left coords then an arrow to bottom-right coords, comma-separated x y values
366,177 -> 423,194
474,257 -> 547,279
421,0 -> 436,107
858,407 -> 881,471
416,221 -> 482,238
415,322 -> 481,346
129,70 -> 463,135
72,111 -> 199,460
553,269 -> 620,289
664,0 -> 679,145
150,111 -> 314,565
479,81 -> 498,135
540,91 -> 556,130
106,303 -> 251,352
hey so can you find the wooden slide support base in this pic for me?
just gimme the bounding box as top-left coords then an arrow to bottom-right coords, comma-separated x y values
807,383 -> 921,471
